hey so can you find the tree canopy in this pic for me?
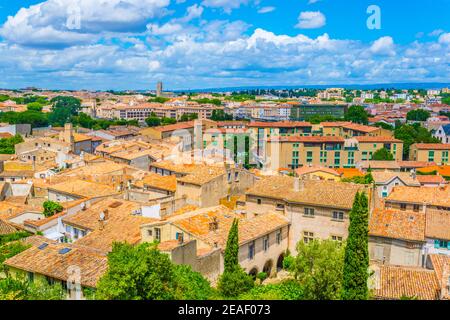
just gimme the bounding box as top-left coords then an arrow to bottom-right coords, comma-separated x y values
342,192 -> 370,300
96,242 -> 213,300
290,239 -> 345,300
394,123 -> 441,158
344,105 -> 369,124
371,148 -> 394,161
406,109 -> 431,122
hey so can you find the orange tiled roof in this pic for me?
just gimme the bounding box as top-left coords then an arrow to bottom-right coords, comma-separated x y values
416,175 -> 447,184
0,219 -> 17,235
247,121 -> 311,128
4,241 -> 107,288
374,265 -> 440,300
413,143 -> 450,150
386,185 -> 450,207
426,210 -> 450,241
418,165 -> 450,177
295,166 -> 340,177
355,136 -> 402,143
335,168 -> 365,179
268,136 -> 345,143
246,176 -> 366,210
369,208 -> 425,242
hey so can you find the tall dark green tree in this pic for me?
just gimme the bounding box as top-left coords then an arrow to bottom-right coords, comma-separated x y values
218,219 -> 254,297
223,219 -> 239,273
342,192 -> 370,300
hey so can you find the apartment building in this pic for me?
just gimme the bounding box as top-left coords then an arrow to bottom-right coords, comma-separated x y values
409,143 -> 450,165
266,135 -> 403,170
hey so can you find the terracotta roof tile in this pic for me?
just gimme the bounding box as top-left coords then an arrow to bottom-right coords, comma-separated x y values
369,208 -> 425,242
374,265 -> 440,300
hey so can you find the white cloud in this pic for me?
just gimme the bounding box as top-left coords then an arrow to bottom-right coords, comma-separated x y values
201,0 -> 250,14
428,29 -> 444,37
295,11 -> 326,29
370,36 -> 396,56
258,7 -> 276,14
438,33 -> 450,44
0,0 -> 170,48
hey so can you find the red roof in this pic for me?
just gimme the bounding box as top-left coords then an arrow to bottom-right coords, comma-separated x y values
355,136 -> 402,143
268,136 -> 345,143
248,121 -> 312,128
413,143 -> 450,150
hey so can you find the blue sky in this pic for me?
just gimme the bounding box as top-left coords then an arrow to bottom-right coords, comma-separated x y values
0,0 -> 449,90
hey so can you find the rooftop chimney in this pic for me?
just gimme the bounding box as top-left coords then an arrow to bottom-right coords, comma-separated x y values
209,217 -> 219,232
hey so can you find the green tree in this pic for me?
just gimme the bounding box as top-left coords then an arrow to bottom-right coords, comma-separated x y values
344,105 -> 369,124
96,242 -> 177,300
394,123 -> 441,158
223,219 -> 239,273
43,201 -> 63,218
290,239 -> 345,300
26,102 -> 44,112
0,276 -> 64,300
0,134 -> 24,154
406,109 -> 431,121
145,116 -> 161,127
172,265 -> 214,300
218,219 -> 254,297
342,192 -> 370,300
371,148 -> 394,161
48,96 -> 81,126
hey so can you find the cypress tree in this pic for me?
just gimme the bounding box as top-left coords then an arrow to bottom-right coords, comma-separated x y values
223,219 -> 239,273
342,191 -> 370,300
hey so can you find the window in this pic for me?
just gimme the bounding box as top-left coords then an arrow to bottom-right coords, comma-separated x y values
306,151 -> 313,163
428,150 -> 435,162
155,228 -> 161,242
331,235 -> 343,242
400,203 -> 407,211
413,204 -> 420,212
147,229 -> 153,236
176,232 -> 184,240
434,240 -> 450,249
46,276 -> 55,285
332,211 -> 344,221
263,235 -> 269,252
227,172 -> 232,182
304,207 -> 315,217
276,203 -> 285,211
234,171 -> 239,181
276,229 -> 282,245
257,198 -> 262,205
303,231 -> 314,244
362,151 -> 368,161
248,241 -> 255,260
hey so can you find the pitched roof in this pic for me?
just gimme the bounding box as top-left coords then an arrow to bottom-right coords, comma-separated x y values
246,176 -> 366,210
373,265 -> 440,300
63,198 -> 157,252
426,210 -> 450,240
369,208 -> 425,242
0,219 -> 17,235
295,166 -> 340,177
247,121 -> 311,128
371,171 -> 420,186
413,143 -> 450,150
48,179 -> 118,198
158,205 -> 289,250
140,173 -> 177,192
358,160 -> 401,170
386,186 -> 450,207
416,175 -> 447,184
354,136 -> 402,143
268,136 -> 345,143
4,241 -> 107,288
